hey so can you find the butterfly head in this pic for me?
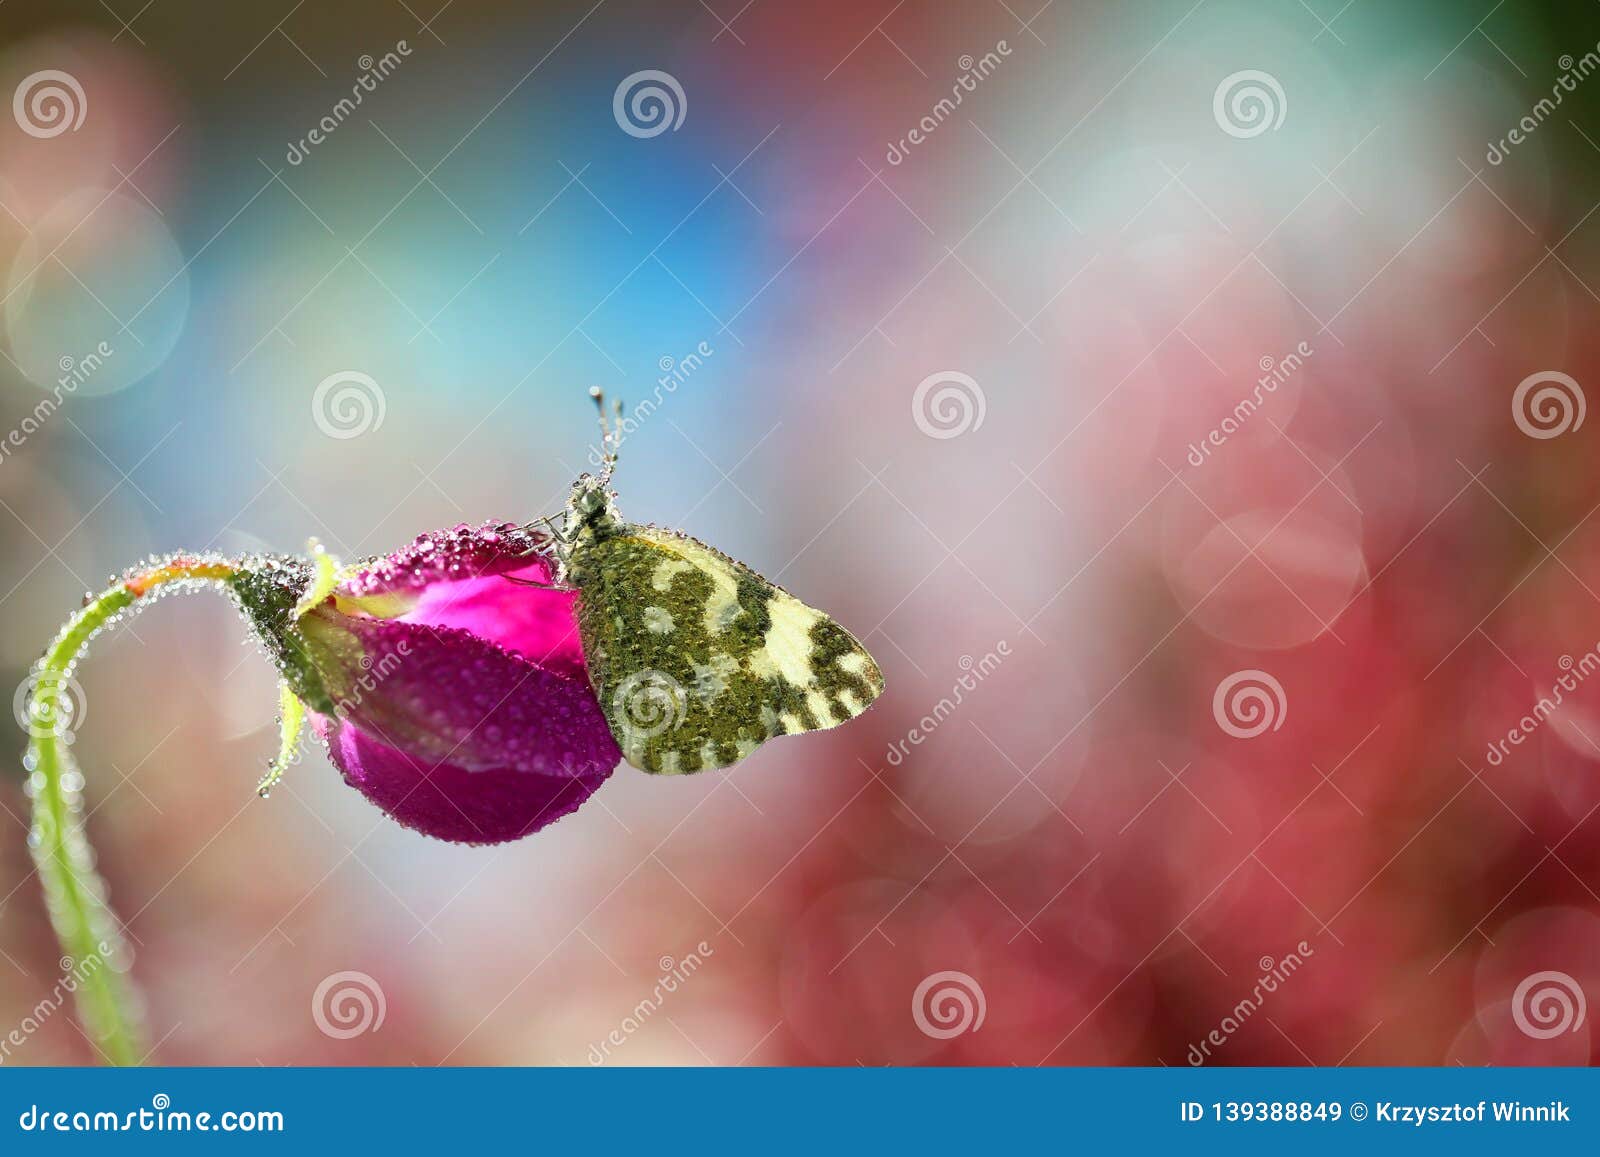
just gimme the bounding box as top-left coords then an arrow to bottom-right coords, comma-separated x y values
572,388 -> 626,530
521,391 -> 629,584
565,472 -> 620,534
551,472 -> 620,587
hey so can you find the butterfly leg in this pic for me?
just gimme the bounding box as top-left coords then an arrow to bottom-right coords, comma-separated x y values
516,514 -> 566,548
498,573 -> 575,591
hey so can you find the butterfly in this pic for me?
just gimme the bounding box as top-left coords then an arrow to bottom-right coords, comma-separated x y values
528,389 -> 885,774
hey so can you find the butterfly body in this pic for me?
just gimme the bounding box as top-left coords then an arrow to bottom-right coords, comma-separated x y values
553,474 -> 884,774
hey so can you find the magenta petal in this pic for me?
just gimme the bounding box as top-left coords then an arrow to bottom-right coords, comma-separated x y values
311,713 -> 610,844
306,612 -> 621,778
342,521 -> 587,677
403,569 -> 587,679
297,521 -> 621,842
340,521 -> 548,596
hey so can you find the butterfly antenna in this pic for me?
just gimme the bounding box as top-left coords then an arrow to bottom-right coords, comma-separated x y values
590,385 -> 623,484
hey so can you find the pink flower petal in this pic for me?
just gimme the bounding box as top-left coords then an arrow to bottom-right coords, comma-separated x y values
311,713 -> 610,844
339,521 -> 586,677
339,521 -> 546,597
300,611 -> 620,778
269,521 -> 621,842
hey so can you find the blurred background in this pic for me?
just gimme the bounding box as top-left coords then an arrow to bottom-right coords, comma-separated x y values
2,0 -> 1600,1065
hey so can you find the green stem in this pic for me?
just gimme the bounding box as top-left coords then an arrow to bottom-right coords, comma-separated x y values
26,560 -> 237,1066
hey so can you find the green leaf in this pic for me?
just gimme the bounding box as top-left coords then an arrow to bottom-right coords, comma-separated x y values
258,681 -> 306,798
225,563 -> 337,715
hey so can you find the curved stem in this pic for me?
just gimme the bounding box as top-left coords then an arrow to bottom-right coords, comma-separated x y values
26,559 -> 236,1066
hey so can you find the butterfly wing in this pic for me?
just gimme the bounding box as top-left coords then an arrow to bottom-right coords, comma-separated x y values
572,525 -> 884,774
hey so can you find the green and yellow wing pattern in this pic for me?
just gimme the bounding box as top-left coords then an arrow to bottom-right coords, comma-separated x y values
572,526 -> 884,774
